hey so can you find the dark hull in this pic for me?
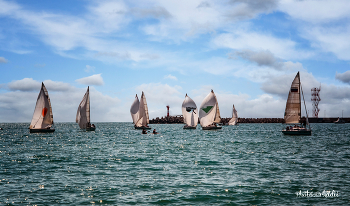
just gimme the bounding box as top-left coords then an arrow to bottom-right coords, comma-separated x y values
183,125 -> 197,129
86,127 -> 96,131
30,128 -> 55,133
282,129 -> 311,135
202,126 -> 222,130
135,126 -> 151,130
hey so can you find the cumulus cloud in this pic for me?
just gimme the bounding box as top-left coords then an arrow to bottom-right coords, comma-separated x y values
0,85 -> 122,122
8,78 -> 41,91
0,57 -> 8,63
135,83 -> 183,118
43,80 -> 74,91
335,71 -> 350,84
164,74 -> 177,81
76,74 -> 104,86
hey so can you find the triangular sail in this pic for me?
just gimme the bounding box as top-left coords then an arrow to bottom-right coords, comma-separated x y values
76,86 -> 90,129
213,93 -> 221,123
130,94 -> 140,124
284,72 -> 301,124
182,94 -> 198,127
228,104 -> 238,125
136,91 -> 149,127
199,90 -> 219,127
30,82 -> 54,129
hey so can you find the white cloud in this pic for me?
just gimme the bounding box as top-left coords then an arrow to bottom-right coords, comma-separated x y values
7,78 -> 74,92
8,78 -> 41,91
76,74 -> 104,86
302,25 -> 350,60
135,83 -> 183,118
164,74 -> 177,81
279,0 -> 350,24
0,57 -> 8,63
212,29 -> 313,60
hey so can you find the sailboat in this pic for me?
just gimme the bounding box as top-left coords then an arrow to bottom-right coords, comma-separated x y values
228,104 -> 238,125
199,90 -> 222,130
182,94 -> 198,129
334,110 -> 345,124
131,91 -> 151,130
76,86 -> 95,131
29,82 -> 55,133
282,72 -> 311,135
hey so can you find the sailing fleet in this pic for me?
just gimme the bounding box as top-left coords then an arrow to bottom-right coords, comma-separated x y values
28,72 -> 323,135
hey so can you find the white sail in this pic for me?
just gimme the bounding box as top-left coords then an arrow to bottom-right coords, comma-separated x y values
284,72 -> 301,124
130,94 -> 140,124
76,86 -> 91,129
228,104 -> 238,125
199,90 -> 220,127
181,94 -> 198,127
135,91 -> 149,127
30,82 -> 54,129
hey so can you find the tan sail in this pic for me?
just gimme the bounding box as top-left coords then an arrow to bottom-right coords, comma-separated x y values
228,104 -> 238,125
135,91 -> 149,127
130,94 -> 140,125
30,82 -> 54,130
284,72 -> 301,124
76,86 -> 91,129
199,90 -> 221,127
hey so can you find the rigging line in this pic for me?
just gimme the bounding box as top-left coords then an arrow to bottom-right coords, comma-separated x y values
300,82 -> 310,129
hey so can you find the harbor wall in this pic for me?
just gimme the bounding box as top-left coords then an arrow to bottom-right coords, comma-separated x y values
149,116 -> 349,124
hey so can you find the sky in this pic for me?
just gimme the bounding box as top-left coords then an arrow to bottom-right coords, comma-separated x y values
0,0 -> 350,122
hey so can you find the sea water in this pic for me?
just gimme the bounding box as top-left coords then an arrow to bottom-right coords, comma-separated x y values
0,122 -> 349,205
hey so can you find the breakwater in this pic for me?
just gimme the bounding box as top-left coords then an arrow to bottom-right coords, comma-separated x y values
149,116 -> 284,124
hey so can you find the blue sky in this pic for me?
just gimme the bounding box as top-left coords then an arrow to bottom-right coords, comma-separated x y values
1,0 -> 350,122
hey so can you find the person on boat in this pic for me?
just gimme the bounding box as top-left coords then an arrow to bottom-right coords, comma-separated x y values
91,124 -> 95,128
142,129 -> 147,134
153,129 -> 158,134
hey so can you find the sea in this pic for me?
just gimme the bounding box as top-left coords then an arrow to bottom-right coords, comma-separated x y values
0,122 -> 349,205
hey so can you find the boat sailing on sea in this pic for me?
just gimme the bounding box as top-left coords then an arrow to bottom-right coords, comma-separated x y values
76,86 -> 95,131
199,90 -> 222,130
29,82 -> 55,133
227,104 -> 238,125
130,91 -> 151,130
282,72 -> 311,135
182,94 -> 198,129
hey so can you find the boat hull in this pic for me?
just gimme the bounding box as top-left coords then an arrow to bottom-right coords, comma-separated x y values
282,129 -> 311,135
135,126 -> 151,130
202,126 -> 222,130
86,127 -> 96,131
183,125 -> 197,129
30,128 -> 55,133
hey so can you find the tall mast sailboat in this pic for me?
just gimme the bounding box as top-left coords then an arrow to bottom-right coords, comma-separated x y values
282,72 -> 311,135
29,82 -> 55,133
131,91 -> 151,130
199,90 -> 222,130
76,86 -> 95,131
228,104 -> 238,125
182,94 -> 198,129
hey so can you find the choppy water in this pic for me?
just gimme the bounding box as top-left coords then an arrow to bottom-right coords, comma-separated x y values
0,123 -> 349,205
